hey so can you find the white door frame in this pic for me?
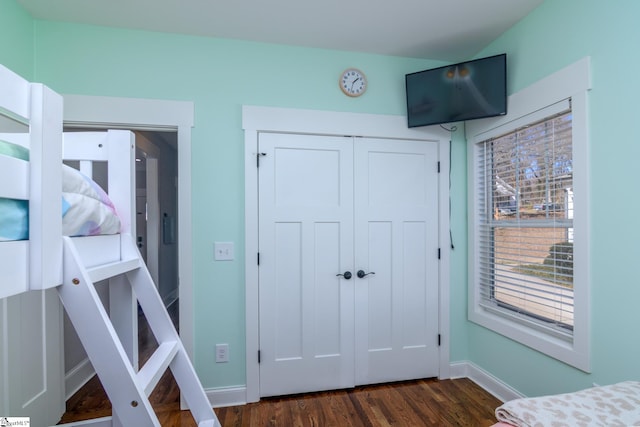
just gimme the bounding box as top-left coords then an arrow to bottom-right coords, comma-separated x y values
62,95 -> 195,358
243,105 -> 452,403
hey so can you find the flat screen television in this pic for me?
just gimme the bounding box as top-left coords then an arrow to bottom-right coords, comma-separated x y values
405,53 -> 507,128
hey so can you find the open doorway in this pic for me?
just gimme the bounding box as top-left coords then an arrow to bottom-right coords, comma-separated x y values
60,94 -> 195,403
135,130 -> 179,307
62,127 -> 179,399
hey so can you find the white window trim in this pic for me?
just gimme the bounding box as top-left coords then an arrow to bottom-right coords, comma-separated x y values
466,57 -> 591,372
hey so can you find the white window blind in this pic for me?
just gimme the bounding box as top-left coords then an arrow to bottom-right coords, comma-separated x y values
476,108 -> 574,336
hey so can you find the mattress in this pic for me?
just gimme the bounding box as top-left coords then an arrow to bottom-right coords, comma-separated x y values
0,139 -> 121,241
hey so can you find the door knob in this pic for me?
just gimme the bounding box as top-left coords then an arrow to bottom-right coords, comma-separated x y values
336,271 -> 352,280
357,270 -> 375,279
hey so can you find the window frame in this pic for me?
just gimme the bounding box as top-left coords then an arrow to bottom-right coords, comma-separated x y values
467,57 -> 591,372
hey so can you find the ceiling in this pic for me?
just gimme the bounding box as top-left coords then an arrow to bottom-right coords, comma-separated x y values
18,0 -> 543,62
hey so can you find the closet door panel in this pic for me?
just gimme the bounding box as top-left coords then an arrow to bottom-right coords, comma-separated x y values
313,222 -> 342,356
354,138 -> 440,386
402,221 -> 429,346
273,222 -> 303,360
258,133 -> 354,397
366,221 -> 393,351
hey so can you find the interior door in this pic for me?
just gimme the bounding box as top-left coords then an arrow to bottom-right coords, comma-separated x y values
354,138 -> 440,385
258,133 -> 440,397
258,133 -> 355,397
2,290 -> 64,426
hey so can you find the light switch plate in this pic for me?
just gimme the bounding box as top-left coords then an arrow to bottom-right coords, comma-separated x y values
214,242 -> 234,261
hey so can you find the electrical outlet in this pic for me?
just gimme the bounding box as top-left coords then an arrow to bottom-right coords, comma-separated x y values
215,343 -> 229,363
214,242 -> 234,261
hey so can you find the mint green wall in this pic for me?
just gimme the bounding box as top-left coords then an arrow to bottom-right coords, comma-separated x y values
0,1 -> 34,80
456,0 -> 640,397
11,0 -> 636,399
449,130 -> 469,361
26,18 -> 445,388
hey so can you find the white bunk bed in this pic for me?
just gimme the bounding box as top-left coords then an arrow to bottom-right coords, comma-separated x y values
0,68 -> 133,299
0,64 -> 219,427
0,63 -> 62,298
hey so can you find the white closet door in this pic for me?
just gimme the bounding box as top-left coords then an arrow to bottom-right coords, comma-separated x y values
258,133 -> 355,397
258,133 -> 440,397
354,138 -> 440,385
3,289 -> 64,426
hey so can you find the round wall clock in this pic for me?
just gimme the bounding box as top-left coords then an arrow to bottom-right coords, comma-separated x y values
340,68 -> 367,97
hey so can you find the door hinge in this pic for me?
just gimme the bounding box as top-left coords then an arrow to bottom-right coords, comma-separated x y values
438,248 -> 441,259
257,252 -> 260,266
257,152 -> 266,167
437,161 -> 441,173
258,350 -> 261,363
438,334 -> 441,346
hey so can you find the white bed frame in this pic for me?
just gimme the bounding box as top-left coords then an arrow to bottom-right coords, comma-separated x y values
0,67 -> 136,300
0,64 -> 219,426
0,64 -> 63,298
62,130 -> 136,269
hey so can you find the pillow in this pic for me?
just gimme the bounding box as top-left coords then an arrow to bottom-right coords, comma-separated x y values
62,192 -> 121,236
62,164 -> 117,210
61,164 -> 121,236
0,163 -> 121,241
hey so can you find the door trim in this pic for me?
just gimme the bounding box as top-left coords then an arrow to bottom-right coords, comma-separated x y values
243,105 -> 451,402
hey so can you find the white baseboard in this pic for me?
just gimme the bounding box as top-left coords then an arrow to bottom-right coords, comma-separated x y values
65,358 -> 96,400
206,385 -> 247,408
202,364 -> 520,409
450,360 -> 524,403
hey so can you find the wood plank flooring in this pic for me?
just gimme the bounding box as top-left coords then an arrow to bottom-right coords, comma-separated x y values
61,375 -> 501,426
215,378 -> 501,427
59,304 -> 502,426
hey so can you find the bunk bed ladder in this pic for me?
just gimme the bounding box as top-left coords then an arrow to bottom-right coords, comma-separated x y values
57,234 -> 220,427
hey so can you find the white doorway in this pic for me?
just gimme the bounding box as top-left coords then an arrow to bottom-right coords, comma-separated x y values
136,130 -> 178,302
244,106 -> 452,403
61,95 -> 193,398
257,133 -> 440,397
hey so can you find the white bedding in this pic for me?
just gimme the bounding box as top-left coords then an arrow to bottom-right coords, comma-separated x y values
0,139 -> 121,241
495,381 -> 640,427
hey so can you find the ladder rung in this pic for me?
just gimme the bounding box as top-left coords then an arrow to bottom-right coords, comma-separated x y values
86,258 -> 140,282
137,340 -> 179,396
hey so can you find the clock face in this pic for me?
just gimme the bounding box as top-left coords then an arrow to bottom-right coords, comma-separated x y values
340,68 -> 367,97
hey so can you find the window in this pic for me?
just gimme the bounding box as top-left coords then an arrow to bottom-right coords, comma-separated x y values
467,58 -> 590,371
477,107 -> 574,332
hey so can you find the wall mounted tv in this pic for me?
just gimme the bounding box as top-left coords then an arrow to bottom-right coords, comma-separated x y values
405,53 -> 507,128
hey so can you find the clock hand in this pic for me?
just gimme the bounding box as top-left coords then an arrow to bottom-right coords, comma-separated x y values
350,77 -> 360,90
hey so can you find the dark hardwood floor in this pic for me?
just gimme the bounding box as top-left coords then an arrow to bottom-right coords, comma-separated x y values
59,304 -> 502,426
215,378 -> 501,427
